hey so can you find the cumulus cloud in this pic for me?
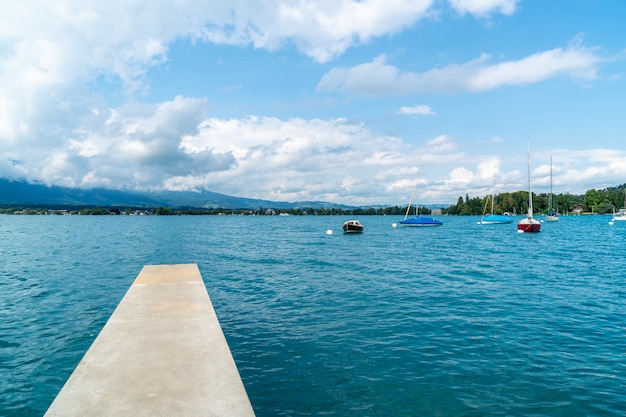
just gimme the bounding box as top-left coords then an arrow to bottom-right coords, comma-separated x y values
0,1 -> 438,192
198,0 -> 435,63
179,116 -> 415,203
547,149 -> 626,190
0,0 -> 439,127
448,167 -> 474,183
317,38 -> 602,96
18,96 -> 236,190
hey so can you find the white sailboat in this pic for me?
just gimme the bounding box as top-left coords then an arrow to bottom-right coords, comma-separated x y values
612,190 -> 626,222
546,156 -> 559,222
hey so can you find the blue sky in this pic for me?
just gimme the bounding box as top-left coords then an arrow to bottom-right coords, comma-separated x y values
1,0 -> 625,205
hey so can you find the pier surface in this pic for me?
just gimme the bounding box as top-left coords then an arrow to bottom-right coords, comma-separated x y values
45,264 -> 255,417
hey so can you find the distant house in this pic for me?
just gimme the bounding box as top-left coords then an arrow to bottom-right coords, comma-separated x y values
571,204 -> 583,214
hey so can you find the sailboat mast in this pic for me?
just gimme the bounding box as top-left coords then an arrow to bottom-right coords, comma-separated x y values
548,156 -> 553,211
490,168 -> 496,215
404,173 -> 419,220
527,144 -> 533,218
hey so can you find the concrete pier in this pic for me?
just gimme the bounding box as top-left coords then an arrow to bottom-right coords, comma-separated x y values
45,264 -> 255,417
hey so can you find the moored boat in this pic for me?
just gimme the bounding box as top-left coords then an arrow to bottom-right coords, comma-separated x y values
342,220 -> 364,233
479,170 -> 513,225
518,216 -> 541,232
546,156 -> 559,222
612,210 -> 626,221
546,212 -> 559,222
399,170 -> 442,227
480,213 -> 513,224
518,144 -> 541,233
612,190 -> 626,221
400,216 -> 443,226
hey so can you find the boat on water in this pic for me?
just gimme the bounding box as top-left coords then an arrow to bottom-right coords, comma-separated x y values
479,170 -> 513,225
546,156 -> 559,222
613,212 -> 626,221
400,215 -> 443,226
612,190 -> 626,222
518,145 -> 541,233
399,171 -> 443,227
480,213 -> 513,224
612,210 -> 626,221
342,220 -> 364,233
546,211 -> 559,222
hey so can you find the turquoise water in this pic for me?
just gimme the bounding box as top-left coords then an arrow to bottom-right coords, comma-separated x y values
1,214 -> 626,416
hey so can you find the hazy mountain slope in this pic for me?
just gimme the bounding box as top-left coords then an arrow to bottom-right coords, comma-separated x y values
0,179 -> 353,210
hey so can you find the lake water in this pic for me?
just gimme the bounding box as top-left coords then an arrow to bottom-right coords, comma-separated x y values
1,214 -> 626,416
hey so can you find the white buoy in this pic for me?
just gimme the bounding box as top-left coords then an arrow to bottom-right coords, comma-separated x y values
392,223 -> 397,228
326,229 -> 333,235
517,229 -> 524,234
609,221 -> 614,226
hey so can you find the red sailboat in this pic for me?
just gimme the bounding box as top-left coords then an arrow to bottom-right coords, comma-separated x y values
517,144 -> 541,233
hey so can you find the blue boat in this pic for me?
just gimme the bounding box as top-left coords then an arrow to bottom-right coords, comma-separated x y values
399,215 -> 443,226
479,213 -> 513,224
478,170 -> 512,225
399,170 -> 443,227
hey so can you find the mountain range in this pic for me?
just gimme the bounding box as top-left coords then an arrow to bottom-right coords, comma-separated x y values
0,178 -> 355,210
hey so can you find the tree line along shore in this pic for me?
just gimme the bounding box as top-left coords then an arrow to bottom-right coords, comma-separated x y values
1,184 -> 625,216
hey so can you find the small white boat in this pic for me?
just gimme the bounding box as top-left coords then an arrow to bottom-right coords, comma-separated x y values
342,220 -> 364,233
546,156 -> 559,222
612,210 -> 626,221
612,191 -> 626,221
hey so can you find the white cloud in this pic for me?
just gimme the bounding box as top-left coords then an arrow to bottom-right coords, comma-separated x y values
3,93 -> 626,205
179,116 -> 415,203
448,0 -> 519,17
0,0 -> 439,195
424,135 -> 456,153
198,0 -> 435,63
17,96 -> 237,190
318,38 -> 602,96
448,167 -> 474,183
399,105 -> 435,115
165,123 -> 619,207
318,55 -> 411,96
547,149 -> 626,191
0,1 -> 440,140
476,136 -> 504,144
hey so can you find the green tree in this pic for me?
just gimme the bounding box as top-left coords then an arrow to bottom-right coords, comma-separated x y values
584,189 -> 603,212
155,207 -> 173,215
